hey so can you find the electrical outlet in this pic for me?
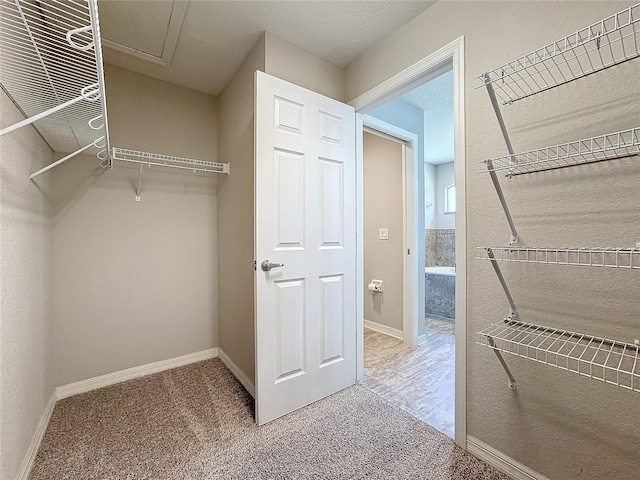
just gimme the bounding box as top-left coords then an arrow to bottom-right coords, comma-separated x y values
379,228 -> 389,240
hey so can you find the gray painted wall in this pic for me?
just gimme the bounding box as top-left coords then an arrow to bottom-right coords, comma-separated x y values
265,32 -> 345,102
0,91 -> 55,480
217,35 -> 266,386
363,132 -> 404,332
347,2 -> 640,478
52,66 -> 219,386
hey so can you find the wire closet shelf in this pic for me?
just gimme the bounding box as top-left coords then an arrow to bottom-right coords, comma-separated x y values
474,3 -> 640,104
478,246 -> 640,269
478,320 -> 640,393
478,127 -> 640,176
0,0 -> 111,172
111,148 -> 230,175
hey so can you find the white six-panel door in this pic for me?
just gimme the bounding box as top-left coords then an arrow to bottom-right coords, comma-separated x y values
254,71 -> 356,425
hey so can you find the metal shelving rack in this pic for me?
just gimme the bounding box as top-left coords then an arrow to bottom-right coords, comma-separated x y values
0,0 -> 111,176
478,320 -> 639,393
478,128 -> 639,177
476,4 -> 640,391
475,4 -> 640,105
111,148 -> 230,201
478,246 -> 640,269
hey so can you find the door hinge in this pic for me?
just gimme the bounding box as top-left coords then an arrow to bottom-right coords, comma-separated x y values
407,249 -> 411,255
253,260 -> 257,271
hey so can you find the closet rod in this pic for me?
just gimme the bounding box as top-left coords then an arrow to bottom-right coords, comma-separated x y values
29,137 -> 103,180
111,148 -> 230,175
0,84 -> 99,137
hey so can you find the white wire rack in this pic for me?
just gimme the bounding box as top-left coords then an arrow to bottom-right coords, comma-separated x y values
479,127 -> 640,176
479,246 -> 640,269
478,320 -> 640,392
0,0 -> 110,171
475,3 -> 640,104
111,148 -> 230,175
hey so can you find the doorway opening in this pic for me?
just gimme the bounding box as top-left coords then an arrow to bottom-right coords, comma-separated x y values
353,38 -> 465,445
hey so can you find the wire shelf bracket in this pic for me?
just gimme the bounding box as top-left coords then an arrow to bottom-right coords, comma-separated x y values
0,0 -> 112,170
111,148 -> 230,201
485,248 -> 518,321
478,320 -> 640,393
475,4 -> 640,104
478,246 -> 640,269
479,127 -> 640,176
482,74 -> 519,244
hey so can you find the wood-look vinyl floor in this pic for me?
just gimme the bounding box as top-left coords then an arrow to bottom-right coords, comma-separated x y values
361,316 -> 455,438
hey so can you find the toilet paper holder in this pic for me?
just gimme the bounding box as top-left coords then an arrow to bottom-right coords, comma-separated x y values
368,279 -> 384,292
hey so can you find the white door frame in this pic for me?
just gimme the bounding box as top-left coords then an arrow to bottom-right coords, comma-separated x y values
350,36 -> 467,448
361,118 -> 420,349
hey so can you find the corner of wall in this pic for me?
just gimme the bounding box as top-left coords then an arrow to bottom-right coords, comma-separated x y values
1,89 -> 55,480
216,33 -> 267,386
264,31 -> 345,102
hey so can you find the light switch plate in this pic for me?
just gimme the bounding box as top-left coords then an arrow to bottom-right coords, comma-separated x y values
379,228 -> 389,240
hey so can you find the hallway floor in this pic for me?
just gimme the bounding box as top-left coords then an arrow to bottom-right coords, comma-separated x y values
361,316 -> 455,438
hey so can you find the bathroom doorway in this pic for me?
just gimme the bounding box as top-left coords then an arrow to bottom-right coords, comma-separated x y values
358,61 -> 458,440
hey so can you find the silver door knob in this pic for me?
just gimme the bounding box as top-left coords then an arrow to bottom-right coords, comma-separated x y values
261,259 -> 285,272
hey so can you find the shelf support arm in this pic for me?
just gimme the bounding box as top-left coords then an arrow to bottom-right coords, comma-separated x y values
1,95 -> 84,137
484,74 -> 516,156
484,73 -> 519,245
486,161 -> 519,245
135,164 -> 143,201
487,336 -> 516,390
29,140 -> 96,180
486,248 -> 518,321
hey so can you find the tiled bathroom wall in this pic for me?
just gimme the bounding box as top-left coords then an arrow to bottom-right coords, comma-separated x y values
425,273 -> 455,319
424,229 -> 455,266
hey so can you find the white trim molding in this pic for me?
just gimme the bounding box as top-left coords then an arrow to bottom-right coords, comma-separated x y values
467,436 -> 550,480
349,37 -> 463,113
363,319 -> 403,340
217,348 -> 256,398
15,392 -> 57,480
56,348 -> 218,400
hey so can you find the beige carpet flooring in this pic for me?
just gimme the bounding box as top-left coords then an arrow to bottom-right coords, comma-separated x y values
29,359 -> 510,479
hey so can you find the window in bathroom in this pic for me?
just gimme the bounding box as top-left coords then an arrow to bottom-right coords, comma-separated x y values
444,183 -> 456,213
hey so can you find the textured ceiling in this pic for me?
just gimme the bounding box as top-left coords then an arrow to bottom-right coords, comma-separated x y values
401,69 -> 454,165
98,0 -> 434,95
99,1 -> 175,58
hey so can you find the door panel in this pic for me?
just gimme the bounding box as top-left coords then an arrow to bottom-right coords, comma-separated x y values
274,278 -> 306,382
255,71 -> 356,425
319,274 -> 345,367
274,149 -> 305,249
319,158 -> 344,247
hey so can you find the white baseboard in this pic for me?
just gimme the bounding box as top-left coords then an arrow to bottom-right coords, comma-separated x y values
56,348 -> 219,400
217,348 -> 255,398
15,392 -> 57,480
417,333 -> 427,345
467,435 -> 549,480
363,319 -> 403,340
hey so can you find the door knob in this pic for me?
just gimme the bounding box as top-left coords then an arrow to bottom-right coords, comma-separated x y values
261,259 -> 285,272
